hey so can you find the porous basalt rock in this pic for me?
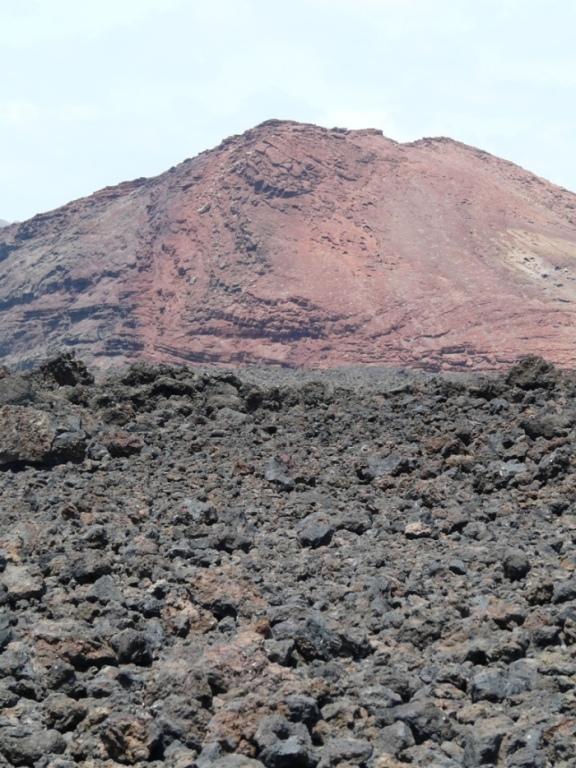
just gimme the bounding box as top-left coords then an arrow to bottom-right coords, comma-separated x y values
0,355 -> 574,766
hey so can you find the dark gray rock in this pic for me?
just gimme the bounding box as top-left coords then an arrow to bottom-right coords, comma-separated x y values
297,513 -> 335,548
255,716 -> 315,768
0,376 -> 36,406
44,694 -> 87,732
0,358 -> 573,766
376,721 -> 415,756
469,669 -> 508,702
553,577 -> 576,604
462,716 -> 511,766
503,550 -> 531,581
111,629 -> 154,666
176,498 -> 218,525
284,694 -> 320,726
0,726 -> 66,766
260,737 -> 317,768
265,457 -> 295,491
86,574 -> 122,603
318,738 -> 372,767
0,612 -> 12,650
391,700 -> 455,743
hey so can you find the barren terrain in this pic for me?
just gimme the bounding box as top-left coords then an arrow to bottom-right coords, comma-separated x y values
1,121 -> 576,370
1,355 -> 576,766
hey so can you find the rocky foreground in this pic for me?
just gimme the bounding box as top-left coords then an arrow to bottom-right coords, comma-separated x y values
1,355 -> 576,767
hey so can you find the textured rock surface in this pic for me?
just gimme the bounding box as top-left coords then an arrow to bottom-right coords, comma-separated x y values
0,354 -> 576,765
1,120 -> 576,371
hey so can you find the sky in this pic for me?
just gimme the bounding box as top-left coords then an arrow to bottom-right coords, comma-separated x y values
1,0 -> 575,221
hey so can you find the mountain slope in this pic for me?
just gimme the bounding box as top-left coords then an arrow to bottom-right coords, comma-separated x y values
1,119 -> 576,370
0,219 -> 9,228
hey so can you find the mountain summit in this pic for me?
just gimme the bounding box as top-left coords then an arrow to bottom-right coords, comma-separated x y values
1,119 -> 576,370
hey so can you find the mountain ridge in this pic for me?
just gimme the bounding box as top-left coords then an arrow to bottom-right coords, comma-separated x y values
1,119 -> 576,370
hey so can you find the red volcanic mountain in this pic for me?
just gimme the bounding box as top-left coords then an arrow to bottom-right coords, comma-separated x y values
1,119 -> 576,370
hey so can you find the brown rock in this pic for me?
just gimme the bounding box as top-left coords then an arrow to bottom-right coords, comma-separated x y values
0,404 -> 86,467
58,637 -> 117,670
100,713 -> 159,764
100,430 -> 144,458
1,120 -> 576,370
0,406 -> 54,465
404,521 -> 433,539
372,756 -> 409,768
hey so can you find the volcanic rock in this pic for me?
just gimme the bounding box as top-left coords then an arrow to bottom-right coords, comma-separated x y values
0,355 -> 574,765
0,404 -> 87,468
1,121 -> 576,370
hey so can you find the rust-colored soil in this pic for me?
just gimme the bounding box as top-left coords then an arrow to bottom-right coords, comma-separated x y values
1,120 -> 576,370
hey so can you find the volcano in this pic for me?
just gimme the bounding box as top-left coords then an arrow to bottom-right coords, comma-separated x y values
1,119 -> 576,370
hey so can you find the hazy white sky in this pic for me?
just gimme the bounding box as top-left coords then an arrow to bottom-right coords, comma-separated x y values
1,0 -> 575,221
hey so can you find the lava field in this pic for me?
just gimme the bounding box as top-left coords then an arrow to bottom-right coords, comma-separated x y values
1,355 -> 576,767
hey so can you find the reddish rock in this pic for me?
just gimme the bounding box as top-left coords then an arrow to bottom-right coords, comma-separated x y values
0,406 -> 55,466
1,120 -> 576,370
100,429 -> 144,458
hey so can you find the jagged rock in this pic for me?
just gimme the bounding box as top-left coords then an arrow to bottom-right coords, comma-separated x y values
44,694 -> 88,732
317,738 -> 372,767
100,714 -> 160,764
1,565 -> 44,601
502,550 -> 531,581
0,376 -> 36,406
0,726 -> 66,766
0,358 -> 573,766
0,405 -> 86,467
376,722 -> 415,756
297,513 -> 335,548
37,353 -> 94,387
